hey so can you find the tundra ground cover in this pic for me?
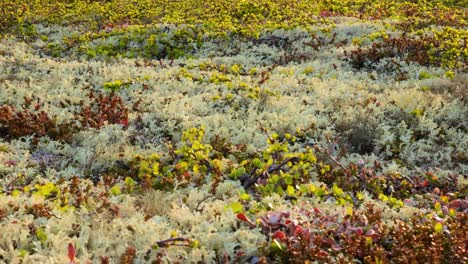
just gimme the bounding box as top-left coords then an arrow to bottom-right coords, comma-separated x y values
0,0 -> 467,263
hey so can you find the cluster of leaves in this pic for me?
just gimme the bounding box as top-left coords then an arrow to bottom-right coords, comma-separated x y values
347,27 -> 468,70
173,63 -> 280,109
316,152 -> 462,208
71,25 -> 203,60
395,3 -> 467,31
2,174 -> 134,221
238,203 -> 467,263
5,0 -> 465,36
127,127 -> 465,212
0,91 -> 131,145
1,124 -> 466,262
233,132 -> 318,197
317,0 -> 467,23
0,1 -> 27,35
77,91 -> 130,129
0,99 -> 74,143
3,0 -> 466,61
128,128 -> 318,198
128,126 -> 225,193
0,174 -> 156,262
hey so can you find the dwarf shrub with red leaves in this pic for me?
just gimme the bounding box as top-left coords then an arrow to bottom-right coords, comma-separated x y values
0,104 -> 74,142
238,203 -> 467,263
347,26 -> 467,70
77,92 -> 129,129
120,246 -> 136,264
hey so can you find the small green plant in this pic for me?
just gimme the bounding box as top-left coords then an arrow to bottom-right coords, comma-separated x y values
418,71 -> 431,80
129,126 -> 219,191
103,80 -> 123,92
233,130 -> 318,197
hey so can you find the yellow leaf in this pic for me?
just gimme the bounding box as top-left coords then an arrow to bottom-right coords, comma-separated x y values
346,207 -> 353,216
356,192 -> 364,200
12,190 -> 21,197
110,185 -> 121,196
228,202 -> 243,213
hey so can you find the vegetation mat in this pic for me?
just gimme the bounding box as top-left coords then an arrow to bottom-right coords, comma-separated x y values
0,0 -> 467,263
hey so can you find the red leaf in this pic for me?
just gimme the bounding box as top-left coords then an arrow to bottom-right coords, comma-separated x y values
331,244 -> 343,251
4,160 -> 17,166
324,237 -> 336,246
120,118 -> 129,127
237,213 -> 255,227
68,243 -> 76,262
356,228 -> 364,236
449,199 -> 468,210
313,207 -> 323,214
365,229 -> 379,241
223,252 -> 229,264
237,213 -> 249,222
273,231 -> 286,241
421,180 -> 429,187
293,225 -> 303,235
348,227 -> 364,236
365,229 -> 376,236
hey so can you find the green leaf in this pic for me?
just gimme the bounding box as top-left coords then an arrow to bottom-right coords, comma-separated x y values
271,239 -> 283,251
299,184 -> 309,194
337,197 -> 347,205
283,173 -> 293,185
152,163 -> 160,175
314,187 -> 325,197
138,160 -> 151,177
125,177 -> 135,193
252,158 -> 262,168
275,186 -> 285,196
36,228 -> 47,243
230,167 -> 246,179
271,174 -> 279,184
190,239 -> 200,248
192,140 -> 202,150
18,249 -> 28,258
